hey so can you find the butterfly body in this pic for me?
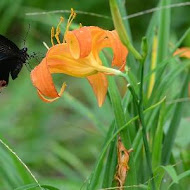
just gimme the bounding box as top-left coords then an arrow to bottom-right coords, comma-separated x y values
0,34 -> 29,86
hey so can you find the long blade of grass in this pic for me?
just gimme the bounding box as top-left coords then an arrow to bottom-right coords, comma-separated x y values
152,100 -> 166,170
109,0 -> 142,60
102,134 -> 117,188
168,170 -> 190,189
15,183 -> 60,190
0,138 -> 43,190
162,70 -> 190,164
156,0 -> 171,65
63,92 -> 106,134
88,52 -> 136,189
87,95 -> 165,189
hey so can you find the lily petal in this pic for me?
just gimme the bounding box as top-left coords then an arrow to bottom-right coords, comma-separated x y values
47,44 -> 97,77
66,27 -> 92,59
89,27 -> 128,70
31,57 -> 66,101
106,30 -> 128,70
174,47 -> 190,58
87,73 -> 108,107
37,83 -> 66,103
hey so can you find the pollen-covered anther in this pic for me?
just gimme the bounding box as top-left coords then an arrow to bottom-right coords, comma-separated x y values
55,17 -> 64,44
51,27 -> 55,46
63,8 -> 77,42
79,23 -> 83,28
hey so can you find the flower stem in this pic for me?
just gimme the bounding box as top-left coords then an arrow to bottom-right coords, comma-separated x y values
121,62 -> 155,189
109,0 -> 143,61
96,65 -> 123,75
138,61 -> 155,190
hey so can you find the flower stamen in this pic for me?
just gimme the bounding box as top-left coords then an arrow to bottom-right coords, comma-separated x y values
55,17 -> 64,44
63,8 -> 76,42
79,23 -> 83,28
51,27 -> 55,46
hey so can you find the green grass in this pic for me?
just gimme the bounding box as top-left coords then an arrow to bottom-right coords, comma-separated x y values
0,0 -> 190,189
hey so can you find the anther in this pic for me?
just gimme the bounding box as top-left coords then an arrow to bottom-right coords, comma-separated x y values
55,17 -> 64,44
63,8 -> 76,42
51,27 -> 55,46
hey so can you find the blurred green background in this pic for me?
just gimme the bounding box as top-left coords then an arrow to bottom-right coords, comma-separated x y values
0,0 -> 189,189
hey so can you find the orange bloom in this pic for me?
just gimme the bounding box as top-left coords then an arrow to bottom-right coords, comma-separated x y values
174,47 -> 190,97
173,47 -> 190,59
31,10 -> 128,107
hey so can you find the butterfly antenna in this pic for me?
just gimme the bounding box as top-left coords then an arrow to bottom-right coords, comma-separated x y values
23,24 -> 31,47
25,62 -> 32,72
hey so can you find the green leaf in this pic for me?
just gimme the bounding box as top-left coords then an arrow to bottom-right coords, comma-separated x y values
168,170 -> 190,189
152,100 -> 166,169
109,0 -> 142,60
15,184 -> 60,190
162,165 -> 178,184
162,70 -> 190,164
156,0 -> 171,65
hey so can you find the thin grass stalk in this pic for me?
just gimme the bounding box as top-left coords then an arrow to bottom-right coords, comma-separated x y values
0,138 -> 42,190
109,0 -> 142,60
162,69 -> 190,164
87,96 -> 165,189
138,61 -> 155,190
102,136 -> 117,188
87,54 -> 137,189
152,100 -> 166,169
106,66 -> 137,187
156,0 -> 171,64
127,62 -> 155,189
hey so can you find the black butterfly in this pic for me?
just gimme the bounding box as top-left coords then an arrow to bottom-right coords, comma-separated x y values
0,34 -> 29,87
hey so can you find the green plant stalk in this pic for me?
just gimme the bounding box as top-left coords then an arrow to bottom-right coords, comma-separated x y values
88,53 -> 137,189
107,74 -> 137,187
0,138 -> 43,190
171,27 -> 190,54
152,100 -> 166,170
128,88 -> 155,190
156,0 -> 171,64
162,69 -> 190,164
87,96 -> 165,190
102,136 -> 117,188
139,61 -> 155,189
125,61 -> 155,189
109,0 -> 142,60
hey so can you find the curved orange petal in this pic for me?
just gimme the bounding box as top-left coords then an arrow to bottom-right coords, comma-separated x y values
87,73 -> 108,107
174,47 -> 190,59
37,83 -> 66,103
89,26 -> 109,62
47,44 -> 97,77
31,57 -> 65,101
65,27 -> 92,59
89,27 -> 128,70
48,55 -> 97,77
106,30 -> 128,70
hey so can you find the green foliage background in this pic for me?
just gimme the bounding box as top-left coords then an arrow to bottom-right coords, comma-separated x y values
0,0 -> 189,189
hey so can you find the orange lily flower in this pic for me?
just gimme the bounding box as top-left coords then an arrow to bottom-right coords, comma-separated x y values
173,47 -> 190,58
174,47 -> 190,97
31,9 -> 128,107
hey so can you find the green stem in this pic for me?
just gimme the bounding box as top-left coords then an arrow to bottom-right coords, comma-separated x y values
87,96 -> 166,190
109,0 -> 142,60
122,61 -> 155,189
162,69 -> 190,164
138,62 -> 155,190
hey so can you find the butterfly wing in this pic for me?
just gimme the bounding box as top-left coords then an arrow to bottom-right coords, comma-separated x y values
0,59 -> 12,84
0,34 -> 20,58
10,61 -> 23,80
0,35 -> 22,84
